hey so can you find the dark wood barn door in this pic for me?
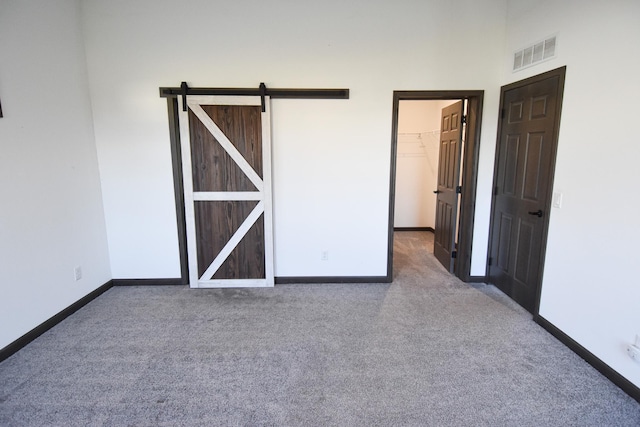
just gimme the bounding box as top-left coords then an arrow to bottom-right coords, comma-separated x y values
179,95 -> 274,288
434,100 -> 464,272
488,68 -> 565,313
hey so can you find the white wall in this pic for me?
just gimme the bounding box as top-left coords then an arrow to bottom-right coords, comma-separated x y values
0,0 -> 111,349
81,0 -> 505,278
504,0 -> 640,387
395,101 -> 440,229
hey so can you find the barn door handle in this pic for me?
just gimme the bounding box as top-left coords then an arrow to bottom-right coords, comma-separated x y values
528,210 -> 543,217
433,190 -> 441,194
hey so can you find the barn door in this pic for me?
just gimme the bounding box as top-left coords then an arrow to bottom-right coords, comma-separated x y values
488,68 -> 564,313
433,100 -> 464,272
178,95 -> 273,288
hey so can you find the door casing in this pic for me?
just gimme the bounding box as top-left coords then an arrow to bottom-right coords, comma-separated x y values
388,91 -> 484,282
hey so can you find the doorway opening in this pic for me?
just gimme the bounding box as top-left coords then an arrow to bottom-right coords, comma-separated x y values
387,91 -> 484,282
393,99 -> 460,233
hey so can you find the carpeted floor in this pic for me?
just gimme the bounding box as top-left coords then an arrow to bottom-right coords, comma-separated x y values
1,231 -> 639,426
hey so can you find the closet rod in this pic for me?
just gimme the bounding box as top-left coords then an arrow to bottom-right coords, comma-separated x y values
398,130 -> 440,136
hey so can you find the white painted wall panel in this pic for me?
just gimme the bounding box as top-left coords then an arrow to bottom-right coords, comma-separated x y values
81,0 -> 505,278
504,0 -> 640,387
0,0 -> 111,348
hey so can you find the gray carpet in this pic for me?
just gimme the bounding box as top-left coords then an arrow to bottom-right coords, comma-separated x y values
1,231 -> 639,426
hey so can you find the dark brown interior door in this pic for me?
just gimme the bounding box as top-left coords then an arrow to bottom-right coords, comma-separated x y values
434,100 -> 464,272
488,68 -> 565,313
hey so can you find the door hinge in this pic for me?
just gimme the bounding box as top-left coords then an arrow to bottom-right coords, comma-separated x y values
501,108 -> 506,119
451,251 -> 457,259
488,257 -> 493,266
461,115 -> 467,124
494,186 -> 498,195
456,185 -> 462,194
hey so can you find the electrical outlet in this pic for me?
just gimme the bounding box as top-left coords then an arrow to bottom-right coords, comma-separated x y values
321,251 -> 329,261
626,335 -> 640,363
74,266 -> 82,281
627,343 -> 640,363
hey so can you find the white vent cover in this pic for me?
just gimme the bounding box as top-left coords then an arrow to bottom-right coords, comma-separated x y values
513,35 -> 557,72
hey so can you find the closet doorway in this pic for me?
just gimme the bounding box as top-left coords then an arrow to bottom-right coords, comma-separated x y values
394,99 -> 458,233
387,91 -> 484,282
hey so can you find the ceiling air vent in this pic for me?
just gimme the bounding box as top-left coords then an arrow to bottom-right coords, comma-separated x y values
513,35 -> 557,72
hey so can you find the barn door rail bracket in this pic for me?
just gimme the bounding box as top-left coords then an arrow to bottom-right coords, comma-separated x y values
180,81 -> 189,111
161,83 -> 350,111
259,82 -> 267,112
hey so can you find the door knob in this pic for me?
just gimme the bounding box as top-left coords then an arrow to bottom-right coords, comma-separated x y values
528,210 -> 543,217
433,190 -> 441,194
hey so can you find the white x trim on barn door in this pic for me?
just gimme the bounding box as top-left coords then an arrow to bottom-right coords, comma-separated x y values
178,95 -> 274,288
